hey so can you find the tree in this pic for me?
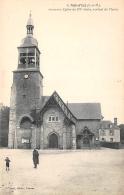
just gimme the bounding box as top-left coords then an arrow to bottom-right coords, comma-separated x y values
0,105 -> 10,147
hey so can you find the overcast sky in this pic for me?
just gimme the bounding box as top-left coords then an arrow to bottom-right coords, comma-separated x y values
0,0 -> 124,123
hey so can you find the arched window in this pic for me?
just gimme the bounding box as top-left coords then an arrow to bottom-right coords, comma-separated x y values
20,117 -> 32,129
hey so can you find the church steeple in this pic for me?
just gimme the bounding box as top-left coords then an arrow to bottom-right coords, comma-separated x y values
26,12 -> 34,35
17,13 -> 40,70
8,14 -> 43,149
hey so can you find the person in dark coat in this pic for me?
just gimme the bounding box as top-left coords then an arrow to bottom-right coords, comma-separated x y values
5,157 -> 11,171
33,149 -> 39,168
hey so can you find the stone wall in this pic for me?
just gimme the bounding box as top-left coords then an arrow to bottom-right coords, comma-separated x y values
16,128 -> 32,149
13,70 -> 43,117
8,84 -> 17,148
41,105 -> 72,149
8,70 -> 43,149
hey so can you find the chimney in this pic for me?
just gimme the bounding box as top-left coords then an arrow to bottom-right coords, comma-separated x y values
114,118 -> 117,126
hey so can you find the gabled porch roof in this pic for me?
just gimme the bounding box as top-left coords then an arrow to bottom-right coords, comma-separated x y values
40,91 -> 77,124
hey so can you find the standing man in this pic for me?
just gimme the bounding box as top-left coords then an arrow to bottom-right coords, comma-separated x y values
33,149 -> 39,168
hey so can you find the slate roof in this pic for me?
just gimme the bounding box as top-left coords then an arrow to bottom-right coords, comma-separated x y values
68,103 -> 102,120
42,96 -> 101,119
42,96 -> 50,108
41,92 -> 76,124
20,36 -> 38,47
41,96 -> 102,120
100,120 -> 120,129
100,120 -> 111,129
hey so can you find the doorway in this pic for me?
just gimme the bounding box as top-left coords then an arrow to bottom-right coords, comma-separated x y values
77,127 -> 94,149
83,137 -> 90,147
49,133 -> 58,149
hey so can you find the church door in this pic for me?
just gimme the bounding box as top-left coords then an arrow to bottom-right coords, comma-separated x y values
49,133 -> 58,149
83,137 -> 90,148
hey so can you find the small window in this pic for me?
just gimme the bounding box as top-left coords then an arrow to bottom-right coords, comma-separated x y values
49,117 -> 51,121
101,130 -> 106,136
102,138 -> 105,141
109,124 -> 113,128
109,129 -> 114,136
110,138 -> 113,142
22,94 -> 26,98
52,117 -> 55,121
48,115 -> 59,122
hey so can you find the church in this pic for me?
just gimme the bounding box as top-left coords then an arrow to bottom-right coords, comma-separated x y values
8,14 -> 104,150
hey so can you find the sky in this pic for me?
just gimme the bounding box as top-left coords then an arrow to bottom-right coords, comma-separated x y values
0,0 -> 124,124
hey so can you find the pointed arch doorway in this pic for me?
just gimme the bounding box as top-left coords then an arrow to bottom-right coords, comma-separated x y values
49,133 -> 58,149
77,126 -> 94,149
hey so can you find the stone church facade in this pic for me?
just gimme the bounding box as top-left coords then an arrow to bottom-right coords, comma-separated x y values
8,14 -> 103,149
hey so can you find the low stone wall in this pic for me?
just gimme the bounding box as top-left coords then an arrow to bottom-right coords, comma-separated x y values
100,142 -> 120,149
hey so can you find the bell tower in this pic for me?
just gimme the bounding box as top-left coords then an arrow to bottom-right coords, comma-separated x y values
18,12 -> 40,70
8,13 -> 43,149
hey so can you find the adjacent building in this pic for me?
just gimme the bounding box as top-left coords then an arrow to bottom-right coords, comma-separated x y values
99,118 -> 120,148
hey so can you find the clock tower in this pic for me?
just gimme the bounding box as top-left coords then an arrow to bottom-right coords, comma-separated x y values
8,13 -> 43,148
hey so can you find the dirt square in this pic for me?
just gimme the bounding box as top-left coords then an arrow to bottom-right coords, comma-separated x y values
0,148 -> 124,195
